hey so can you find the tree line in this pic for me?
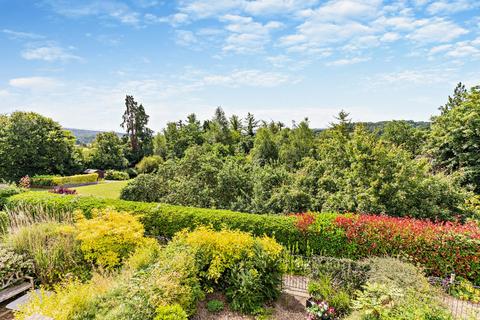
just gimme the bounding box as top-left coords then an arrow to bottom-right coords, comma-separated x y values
1,83 -> 479,219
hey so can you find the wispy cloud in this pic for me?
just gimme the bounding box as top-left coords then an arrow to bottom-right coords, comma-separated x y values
9,77 -> 62,90
21,43 -> 83,62
327,57 -> 370,66
2,29 -> 45,40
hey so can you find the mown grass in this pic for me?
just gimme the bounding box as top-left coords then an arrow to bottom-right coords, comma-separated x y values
75,180 -> 130,199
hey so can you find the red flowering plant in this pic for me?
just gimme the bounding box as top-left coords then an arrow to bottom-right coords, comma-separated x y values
19,175 -> 31,189
49,186 -> 77,195
334,214 -> 480,283
291,212 -> 316,233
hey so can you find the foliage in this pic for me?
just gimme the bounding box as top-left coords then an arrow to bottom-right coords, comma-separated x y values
429,84 -> 480,192
0,211 -> 8,235
335,215 -> 480,282
75,208 -> 147,269
348,258 -> 453,320
121,95 -> 154,165
5,222 -> 88,286
31,173 -> 98,187
154,305 -> 188,320
0,246 -> 33,289
88,132 -> 128,170
379,120 -> 426,156
0,184 -> 24,209
308,274 -> 351,316
306,300 -> 336,320
136,155 -> 163,174
7,192 -> 480,283
173,227 -> 283,314
450,277 -> 480,303
0,111 -> 81,182
206,299 -> 224,313
49,186 -> 77,195
105,169 -> 130,180
19,175 -> 31,189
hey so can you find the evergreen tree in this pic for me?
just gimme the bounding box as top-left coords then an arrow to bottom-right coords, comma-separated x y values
120,95 -> 153,164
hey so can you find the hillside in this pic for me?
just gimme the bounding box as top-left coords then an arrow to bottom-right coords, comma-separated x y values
65,128 -> 124,145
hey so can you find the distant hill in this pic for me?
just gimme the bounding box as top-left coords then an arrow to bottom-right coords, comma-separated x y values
65,128 -> 124,145
313,120 -> 430,134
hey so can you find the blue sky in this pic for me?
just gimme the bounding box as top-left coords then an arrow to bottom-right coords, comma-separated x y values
0,0 -> 479,131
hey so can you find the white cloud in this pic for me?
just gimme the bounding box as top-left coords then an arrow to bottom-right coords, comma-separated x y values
9,77 -> 62,90
21,44 -> 82,62
408,18 -> 468,43
372,68 -> 455,85
44,0 -> 141,26
221,15 -> 283,54
0,89 -> 11,97
244,0 -> 318,16
2,29 -> 44,40
427,0 -> 478,15
380,32 -> 400,42
202,69 -> 291,87
175,30 -> 198,47
327,56 -> 370,66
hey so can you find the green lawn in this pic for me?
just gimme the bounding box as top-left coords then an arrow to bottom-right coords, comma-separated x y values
75,180 -> 130,199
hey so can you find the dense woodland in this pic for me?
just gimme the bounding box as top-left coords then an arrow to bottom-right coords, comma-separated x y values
1,84 -> 480,221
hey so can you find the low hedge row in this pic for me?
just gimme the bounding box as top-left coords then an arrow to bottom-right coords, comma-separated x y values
6,192 -> 480,283
31,174 -> 99,187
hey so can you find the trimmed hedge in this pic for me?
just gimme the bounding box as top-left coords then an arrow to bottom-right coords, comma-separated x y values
104,170 -> 129,181
0,185 -> 24,209
5,192 -> 480,283
31,173 -> 99,187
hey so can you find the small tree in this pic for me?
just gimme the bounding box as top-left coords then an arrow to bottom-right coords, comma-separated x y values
89,132 -> 128,170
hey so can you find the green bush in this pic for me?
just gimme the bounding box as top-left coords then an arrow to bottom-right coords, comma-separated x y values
0,184 -> 24,209
348,258 -> 452,320
307,274 -> 351,316
5,222 -> 89,286
206,299 -> 224,313
136,155 -> 163,174
0,211 -> 8,235
154,305 -> 188,320
31,173 -> 98,187
125,167 -> 138,179
105,170 -> 130,181
121,174 -> 166,202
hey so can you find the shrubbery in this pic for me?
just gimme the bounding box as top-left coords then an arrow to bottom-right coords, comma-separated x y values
6,192 -> 480,284
136,155 -> 163,174
5,222 -> 88,286
104,170 -> 130,180
0,246 -> 33,289
0,184 -> 24,209
75,208 -> 147,269
31,173 -> 98,187
0,211 -> 8,235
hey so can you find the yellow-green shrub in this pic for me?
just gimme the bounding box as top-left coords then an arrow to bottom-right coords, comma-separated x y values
154,305 -> 188,320
172,227 -> 284,313
75,208 -> 146,269
15,275 -> 114,320
31,173 -> 98,187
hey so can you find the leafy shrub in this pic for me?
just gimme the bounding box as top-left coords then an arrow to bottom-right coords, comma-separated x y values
6,192 -> 480,283
206,299 -> 224,313
125,167 -> 138,178
0,211 -> 8,235
154,305 -> 188,320
5,222 -> 88,286
0,184 -> 24,209
31,173 -> 98,187
0,246 -> 33,289
173,227 -> 283,314
335,215 -> 480,282
450,277 -> 480,303
308,274 -> 351,316
120,173 -> 166,202
75,208 -> 147,269
16,275 -> 115,320
105,170 -> 130,181
136,155 -> 163,174
49,186 -> 77,195
306,300 -> 335,320
348,258 -> 452,320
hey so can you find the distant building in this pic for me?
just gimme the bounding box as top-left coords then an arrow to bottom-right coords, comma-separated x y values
83,169 -> 105,179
